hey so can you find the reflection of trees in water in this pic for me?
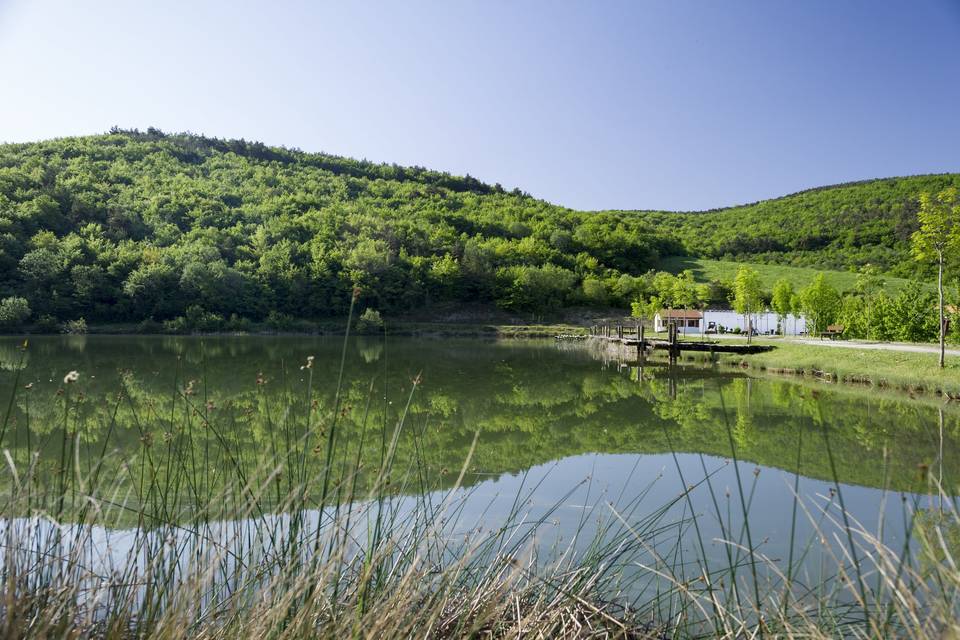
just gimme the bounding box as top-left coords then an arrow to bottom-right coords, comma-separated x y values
0,336 -> 958,502
355,337 -> 383,363
0,341 -> 28,371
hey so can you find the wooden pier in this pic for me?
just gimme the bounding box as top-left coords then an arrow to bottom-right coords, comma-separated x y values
587,322 -> 775,363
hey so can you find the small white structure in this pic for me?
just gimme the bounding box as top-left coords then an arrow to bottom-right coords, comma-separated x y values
654,309 -> 703,334
702,310 -> 807,336
654,309 -> 807,336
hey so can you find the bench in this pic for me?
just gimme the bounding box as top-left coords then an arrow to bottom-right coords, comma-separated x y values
822,324 -> 844,340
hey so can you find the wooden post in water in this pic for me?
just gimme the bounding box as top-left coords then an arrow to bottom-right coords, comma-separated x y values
668,322 -> 678,365
638,324 -> 646,365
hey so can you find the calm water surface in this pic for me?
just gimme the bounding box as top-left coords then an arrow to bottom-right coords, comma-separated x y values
0,335 -> 956,586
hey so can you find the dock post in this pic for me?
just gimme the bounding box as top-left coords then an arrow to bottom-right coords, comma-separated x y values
668,323 -> 678,365
638,325 -> 646,365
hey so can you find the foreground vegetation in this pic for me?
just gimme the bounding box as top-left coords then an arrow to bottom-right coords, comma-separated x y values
0,332 -> 959,637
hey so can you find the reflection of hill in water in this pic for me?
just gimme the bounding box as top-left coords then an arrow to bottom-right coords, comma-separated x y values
1,336 -> 957,506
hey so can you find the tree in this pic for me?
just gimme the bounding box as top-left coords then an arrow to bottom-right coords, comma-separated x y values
854,264 -> 885,296
496,264 -> 577,314
799,274 -> 841,337
912,188 -> 960,367
731,266 -> 763,343
0,296 -> 31,329
771,279 -> 794,336
671,270 -> 699,308
630,295 -> 662,326
581,277 -> 609,306
789,293 -> 803,335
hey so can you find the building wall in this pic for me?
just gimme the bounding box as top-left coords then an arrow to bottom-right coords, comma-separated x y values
703,310 -> 807,335
654,314 -> 703,333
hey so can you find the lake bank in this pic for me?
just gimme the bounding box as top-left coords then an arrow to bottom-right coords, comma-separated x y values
670,337 -> 960,398
5,320 -> 591,339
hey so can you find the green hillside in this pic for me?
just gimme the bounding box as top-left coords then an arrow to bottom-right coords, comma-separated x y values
657,256 -> 932,296
0,129 -> 674,326
0,129 -> 954,330
633,174 -> 960,279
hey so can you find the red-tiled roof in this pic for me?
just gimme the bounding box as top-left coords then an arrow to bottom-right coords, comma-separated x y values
657,309 -> 703,319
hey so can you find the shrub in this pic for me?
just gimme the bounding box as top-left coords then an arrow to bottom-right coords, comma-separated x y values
226,313 -> 254,333
266,310 -> 295,332
185,305 -> 224,332
60,318 -> 88,335
355,308 -> 384,334
136,317 -> 163,334
163,316 -> 189,334
0,296 -> 31,328
35,315 -> 59,333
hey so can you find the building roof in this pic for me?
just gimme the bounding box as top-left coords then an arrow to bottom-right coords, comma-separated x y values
657,309 -> 703,320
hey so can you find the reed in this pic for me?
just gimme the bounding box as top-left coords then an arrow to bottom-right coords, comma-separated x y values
0,334 -> 958,639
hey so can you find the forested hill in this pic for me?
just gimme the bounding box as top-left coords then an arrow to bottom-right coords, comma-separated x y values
0,130 -> 675,325
0,129 -> 956,328
629,173 -> 960,278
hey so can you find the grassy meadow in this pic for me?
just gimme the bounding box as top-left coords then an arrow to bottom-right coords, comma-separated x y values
662,335 -> 960,397
657,256 -> 932,296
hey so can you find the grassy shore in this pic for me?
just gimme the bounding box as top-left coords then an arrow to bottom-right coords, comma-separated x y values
674,337 -> 960,397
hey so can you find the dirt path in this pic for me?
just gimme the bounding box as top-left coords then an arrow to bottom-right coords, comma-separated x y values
783,338 -> 960,356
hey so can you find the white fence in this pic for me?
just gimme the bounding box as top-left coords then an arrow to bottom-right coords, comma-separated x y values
702,310 -> 806,335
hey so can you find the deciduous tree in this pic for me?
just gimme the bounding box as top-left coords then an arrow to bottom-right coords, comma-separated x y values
731,266 -> 763,343
912,188 -> 960,367
771,278 -> 794,335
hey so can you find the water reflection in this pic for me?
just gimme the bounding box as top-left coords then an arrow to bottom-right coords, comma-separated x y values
0,335 -> 957,502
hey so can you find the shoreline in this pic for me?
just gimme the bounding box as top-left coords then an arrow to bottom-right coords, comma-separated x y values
8,322 -> 960,399
0,321 -> 591,340
680,339 -> 960,399
587,334 -> 960,400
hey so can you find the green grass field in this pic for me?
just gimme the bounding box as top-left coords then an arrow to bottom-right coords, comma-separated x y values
657,256 -> 930,295
675,337 -> 960,396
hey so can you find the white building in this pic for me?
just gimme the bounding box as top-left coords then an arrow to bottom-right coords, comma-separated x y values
654,309 -> 807,336
653,309 -> 704,334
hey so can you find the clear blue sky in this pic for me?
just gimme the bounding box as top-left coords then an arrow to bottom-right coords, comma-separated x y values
1,1 -> 958,211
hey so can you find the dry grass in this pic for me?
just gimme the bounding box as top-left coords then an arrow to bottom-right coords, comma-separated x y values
2,328 -> 960,639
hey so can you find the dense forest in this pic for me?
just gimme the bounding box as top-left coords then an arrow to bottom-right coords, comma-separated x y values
0,129 -> 676,328
0,129 -> 956,329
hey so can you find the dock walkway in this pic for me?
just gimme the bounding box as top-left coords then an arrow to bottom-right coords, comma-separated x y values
586,323 -> 775,359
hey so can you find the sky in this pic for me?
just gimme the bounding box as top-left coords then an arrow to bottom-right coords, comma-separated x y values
0,1 -> 958,211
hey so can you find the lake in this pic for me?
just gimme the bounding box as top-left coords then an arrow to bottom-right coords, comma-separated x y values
0,335 -> 956,623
